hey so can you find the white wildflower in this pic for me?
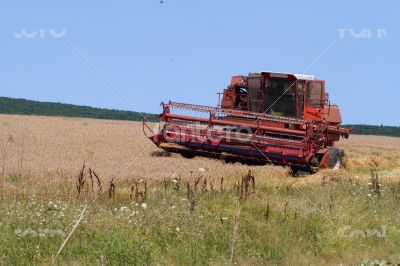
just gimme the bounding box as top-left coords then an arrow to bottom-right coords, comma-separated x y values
141,203 -> 147,209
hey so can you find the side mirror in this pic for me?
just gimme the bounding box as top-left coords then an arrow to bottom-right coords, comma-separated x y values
325,93 -> 330,105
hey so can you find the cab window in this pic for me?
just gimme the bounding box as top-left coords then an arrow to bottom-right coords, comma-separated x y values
306,82 -> 322,107
247,75 -> 262,112
263,79 -> 296,117
234,87 -> 248,110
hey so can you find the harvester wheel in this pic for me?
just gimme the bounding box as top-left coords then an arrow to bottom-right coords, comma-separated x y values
290,166 -> 300,176
328,147 -> 343,170
180,152 -> 195,159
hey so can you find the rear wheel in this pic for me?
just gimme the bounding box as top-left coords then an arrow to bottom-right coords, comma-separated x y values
290,166 -> 299,175
328,147 -> 343,170
290,166 -> 312,177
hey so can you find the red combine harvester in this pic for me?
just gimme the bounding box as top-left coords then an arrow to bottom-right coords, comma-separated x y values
144,72 -> 351,173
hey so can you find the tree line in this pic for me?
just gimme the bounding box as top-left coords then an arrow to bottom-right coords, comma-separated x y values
343,124 -> 400,138
0,97 -> 158,122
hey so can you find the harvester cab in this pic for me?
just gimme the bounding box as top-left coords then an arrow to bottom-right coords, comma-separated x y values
144,71 -> 351,173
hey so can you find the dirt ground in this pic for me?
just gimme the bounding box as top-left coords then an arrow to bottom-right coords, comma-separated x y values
1,114 -> 399,182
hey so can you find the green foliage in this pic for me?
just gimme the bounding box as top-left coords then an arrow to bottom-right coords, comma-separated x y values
102,233 -> 153,265
344,124 -> 400,138
0,97 -> 158,122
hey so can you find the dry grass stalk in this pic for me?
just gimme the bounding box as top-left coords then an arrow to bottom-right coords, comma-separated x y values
190,196 -> 196,212
186,180 -> 191,200
194,176 -> 202,191
134,180 -> 147,202
220,177 -> 224,193
282,201 -> 289,222
144,180 -> 147,199
201,177 -> 208,193
88,168 -> 95,192
240,170 -> 255,199
108,178 -> 115,198
129,184 -> 134,201
76,165 -> 103,198
265,200 -> 270,223
370,170 -> 382,196
329,194 -> 334,213
163,177 -> 168,191
92,170 -> 102,194
186,180 -> 196,212
174,176 -> 181,192
76,163 -> 86,198
233,181 -> 240,195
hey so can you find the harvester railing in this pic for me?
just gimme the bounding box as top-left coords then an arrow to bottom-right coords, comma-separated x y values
163,101 -> 307,125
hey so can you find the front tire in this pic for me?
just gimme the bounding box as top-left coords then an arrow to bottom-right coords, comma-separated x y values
328,147 -> 342,170
180,152 -> 195,159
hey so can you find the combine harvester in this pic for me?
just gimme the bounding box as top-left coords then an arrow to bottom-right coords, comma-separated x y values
144,72 -> 351,173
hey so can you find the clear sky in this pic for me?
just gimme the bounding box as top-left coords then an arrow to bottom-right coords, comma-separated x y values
1,1 -> 399,125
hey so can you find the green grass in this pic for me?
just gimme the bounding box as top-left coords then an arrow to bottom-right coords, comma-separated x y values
0,172 -> 400,265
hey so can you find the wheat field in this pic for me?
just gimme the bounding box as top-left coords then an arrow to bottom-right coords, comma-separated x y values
1,114 -> 399,182
1,114 -> 400,265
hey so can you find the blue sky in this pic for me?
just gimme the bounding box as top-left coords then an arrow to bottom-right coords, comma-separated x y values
1,1 -> 399,125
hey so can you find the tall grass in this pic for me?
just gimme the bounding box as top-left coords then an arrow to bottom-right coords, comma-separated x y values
1,169 -> 400,265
